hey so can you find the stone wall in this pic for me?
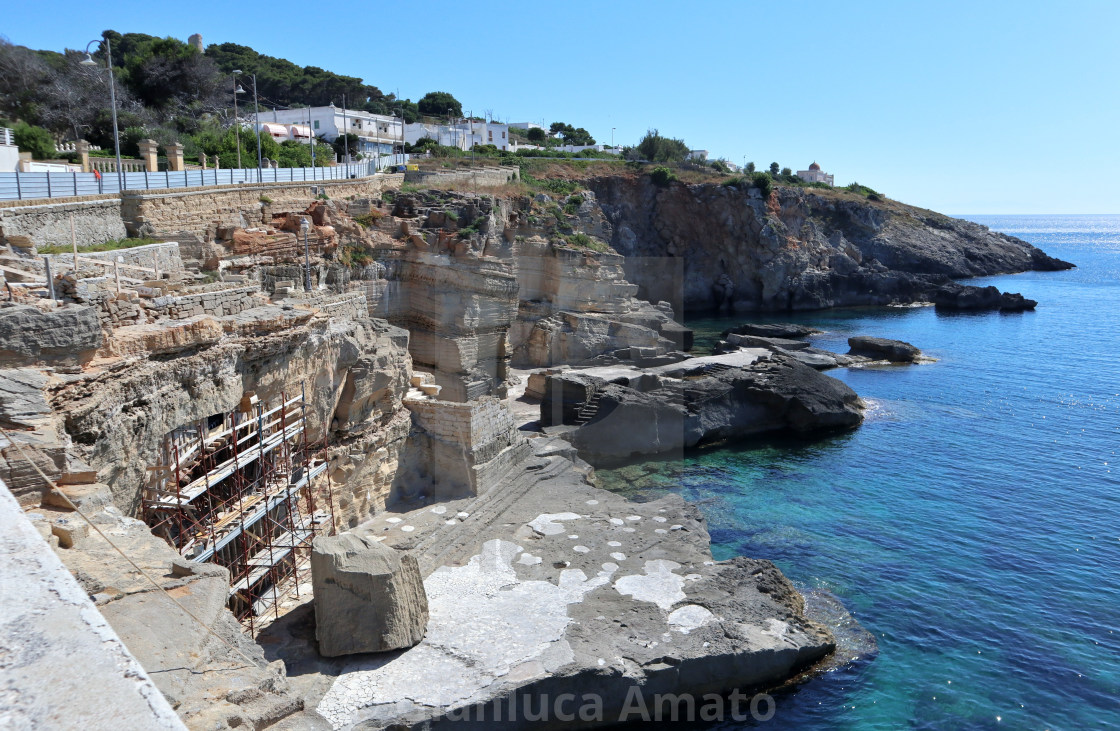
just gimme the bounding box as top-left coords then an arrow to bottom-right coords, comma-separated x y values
45,241 -> 185,279
0,196 -> 127,248
403,166 -> 519,189
120,175 -> 404,237
145,285 -> 266,320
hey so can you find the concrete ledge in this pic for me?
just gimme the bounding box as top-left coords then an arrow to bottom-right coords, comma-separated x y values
0,477 -> 186,729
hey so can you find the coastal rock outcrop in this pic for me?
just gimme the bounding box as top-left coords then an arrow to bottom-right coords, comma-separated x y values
847,335 -> 922,362
590,175 -> 1072,312
932,282 -> 1038,311
311,531 -> 429,657
551,354 -> 864,460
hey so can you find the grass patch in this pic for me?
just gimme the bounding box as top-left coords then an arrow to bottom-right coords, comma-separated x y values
458,223 -> 480,239
338,243 -> 374,267
559,233 -> 609,253
399,182 -> 422,193
38,237 -> 159,255
353,211 -> 382,228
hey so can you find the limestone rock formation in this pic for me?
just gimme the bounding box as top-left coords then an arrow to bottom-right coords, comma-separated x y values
847,335 -> 922,362
311,531 -> 429,657
549,354 -> 864,459
591,176 -> 1073,312
0,303 -> 102,366
723,322 -> 822,339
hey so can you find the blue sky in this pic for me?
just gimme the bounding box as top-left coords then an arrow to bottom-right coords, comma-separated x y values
6,0 -> 1118,213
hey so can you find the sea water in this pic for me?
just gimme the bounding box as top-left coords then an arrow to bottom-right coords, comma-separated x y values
596,215 -> 1120,730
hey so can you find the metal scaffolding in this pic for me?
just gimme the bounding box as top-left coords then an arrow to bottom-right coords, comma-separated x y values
142,385 -> 336,633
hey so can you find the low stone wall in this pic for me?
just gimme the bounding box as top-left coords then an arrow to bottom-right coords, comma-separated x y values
0,196 -> 127,248
145,285 -> 265,320
46,241 -> 185,279
121,175 -> 404,237
404,166 -> 519,189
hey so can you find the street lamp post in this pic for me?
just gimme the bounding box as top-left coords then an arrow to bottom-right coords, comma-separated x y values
232,71 -> 245,170
251,74 -> 263,182
301,218 -> 312,292
81,38 -> 124,192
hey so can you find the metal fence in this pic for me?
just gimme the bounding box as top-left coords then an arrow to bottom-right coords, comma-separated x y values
0,154 -> 408,202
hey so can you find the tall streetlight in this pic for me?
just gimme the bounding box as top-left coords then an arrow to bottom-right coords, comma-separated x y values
612,127 -> 616,150
340,94 -> 350,178
80,38 -> 123,192
232,70 -> 245,170
251,74 -> 263,182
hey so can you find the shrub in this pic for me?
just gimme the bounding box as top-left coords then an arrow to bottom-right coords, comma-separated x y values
259,195 -> 273,204
353,211 -> 382,228
751,171 -> 774,198
650,166 -> 678,187
445,210 -> 459,221
636,129 -> 689,163
710,160 -> 731,174
721,176 -> 748,188
560,233 -> 609,253
13,123 -> 55,160
339,243 -> 373,267
457,224 -> 479,239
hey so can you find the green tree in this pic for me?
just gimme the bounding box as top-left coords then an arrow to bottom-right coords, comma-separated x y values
752,171 -> 774,198
745,161 -> 756,173
769,162 -> 780,176
417,91 -> 462,118
781,167 -> 792,177
13,122 -> 55,159
711,159 -> 730,174
331,133 -> 362,161
636,129 -> 689,163
526,127 -> 546,143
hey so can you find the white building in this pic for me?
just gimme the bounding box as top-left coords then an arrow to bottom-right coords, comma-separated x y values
796,161 -> 834,186
687,150 -> 709,161
405,120 -> 510,151
509,122 -> 543,131
261,105 -> 404,160
0,128 -> 19,172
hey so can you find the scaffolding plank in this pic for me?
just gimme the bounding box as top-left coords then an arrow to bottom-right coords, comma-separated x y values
190,461 -> 327,562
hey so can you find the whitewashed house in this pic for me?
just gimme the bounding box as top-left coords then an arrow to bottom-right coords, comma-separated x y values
405,121 -> 510,151
261,105 -> 404,160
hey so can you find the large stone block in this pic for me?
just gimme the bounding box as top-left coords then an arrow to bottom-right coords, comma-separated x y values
311,532 -> 428,657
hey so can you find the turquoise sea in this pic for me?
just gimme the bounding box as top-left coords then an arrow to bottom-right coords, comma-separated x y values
598,215 -> 1120,730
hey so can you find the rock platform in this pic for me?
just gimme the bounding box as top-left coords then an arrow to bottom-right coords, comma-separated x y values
256,436 -> 836,729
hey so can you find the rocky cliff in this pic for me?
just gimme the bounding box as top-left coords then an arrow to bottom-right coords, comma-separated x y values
589,176 -> 1073,311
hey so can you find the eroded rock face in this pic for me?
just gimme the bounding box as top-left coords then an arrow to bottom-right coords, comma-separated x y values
0,304 -> 102,366
590,176 -> 1072,312
311,531 -> 429,657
